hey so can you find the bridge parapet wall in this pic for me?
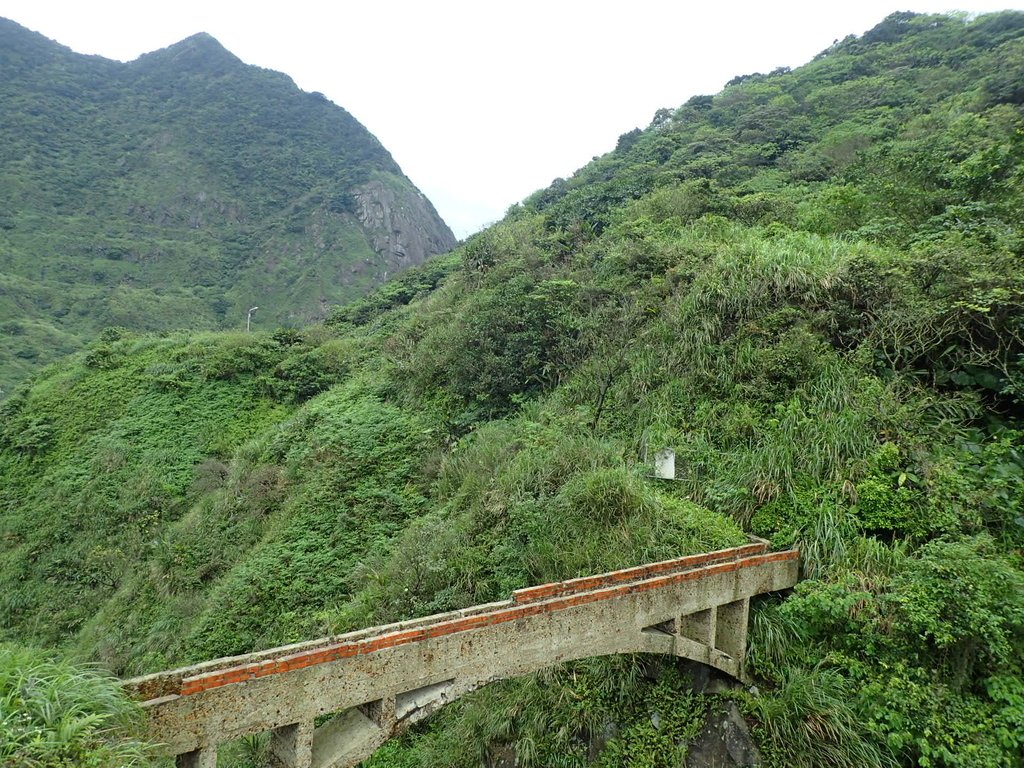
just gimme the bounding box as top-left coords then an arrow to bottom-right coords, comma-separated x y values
125,541 -> 770,702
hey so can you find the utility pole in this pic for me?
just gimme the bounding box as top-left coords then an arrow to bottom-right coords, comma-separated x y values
246,306 -> 259,332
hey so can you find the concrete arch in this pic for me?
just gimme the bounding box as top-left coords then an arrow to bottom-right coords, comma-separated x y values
125,544 -> 798,768
308,602 -> 752,768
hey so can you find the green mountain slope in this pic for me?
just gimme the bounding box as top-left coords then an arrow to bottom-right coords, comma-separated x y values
0,20 -> 457,395
2,11 -> 1024,768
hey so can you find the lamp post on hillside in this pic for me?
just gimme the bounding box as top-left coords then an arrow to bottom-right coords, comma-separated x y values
246,306 -> 259,332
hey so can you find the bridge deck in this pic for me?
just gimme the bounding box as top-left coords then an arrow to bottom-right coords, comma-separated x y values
124,540 -> 799,768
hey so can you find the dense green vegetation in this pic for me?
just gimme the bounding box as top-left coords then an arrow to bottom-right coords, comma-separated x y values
2,10 -> 1024,767
0,19 -> 455,395
0,643 -> 151,767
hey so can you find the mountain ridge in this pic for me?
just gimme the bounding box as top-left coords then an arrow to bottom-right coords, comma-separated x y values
0,18 -> 456,394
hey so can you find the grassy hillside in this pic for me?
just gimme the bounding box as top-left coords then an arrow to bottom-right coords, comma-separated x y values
0,20 -> 456,395
2,11 -> 1023,768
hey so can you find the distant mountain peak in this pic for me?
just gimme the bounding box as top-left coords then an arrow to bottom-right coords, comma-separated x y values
181,31 -> 221,44
136,31 -> 241,70
173,31 -> 234,54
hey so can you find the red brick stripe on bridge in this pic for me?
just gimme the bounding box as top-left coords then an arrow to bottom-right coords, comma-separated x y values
174,549 -> 797,698
511,541 -> 768,603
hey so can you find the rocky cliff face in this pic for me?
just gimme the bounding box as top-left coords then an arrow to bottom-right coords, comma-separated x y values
354,177 -> 458,274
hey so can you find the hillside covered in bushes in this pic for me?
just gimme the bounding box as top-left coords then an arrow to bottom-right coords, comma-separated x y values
2,11 -> 1024,767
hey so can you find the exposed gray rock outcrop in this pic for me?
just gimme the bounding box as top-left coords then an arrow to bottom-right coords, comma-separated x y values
685,700 -> 762,767
354,177 -> 458,272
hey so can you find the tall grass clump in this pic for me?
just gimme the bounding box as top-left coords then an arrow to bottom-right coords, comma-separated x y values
743,666 -> 898,768
0,643 -> 153,767
681,230 -> 852,326
746,599 -> 808,674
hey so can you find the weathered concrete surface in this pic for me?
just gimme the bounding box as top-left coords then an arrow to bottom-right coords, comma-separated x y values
124,542 -> 798,768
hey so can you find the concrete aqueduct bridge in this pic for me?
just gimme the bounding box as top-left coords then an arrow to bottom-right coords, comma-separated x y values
124,540 -> 799,768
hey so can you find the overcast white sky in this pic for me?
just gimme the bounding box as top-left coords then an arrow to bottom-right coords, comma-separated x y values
1,1 -> 1018,236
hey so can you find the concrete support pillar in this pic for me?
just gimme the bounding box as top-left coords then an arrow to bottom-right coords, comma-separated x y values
678,608 -> 715,645
270,720 -> 315,768
714,598 -> 750,661
175,746 -> 217,768
359,696 -> 397,730
310,702 -> 393,768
